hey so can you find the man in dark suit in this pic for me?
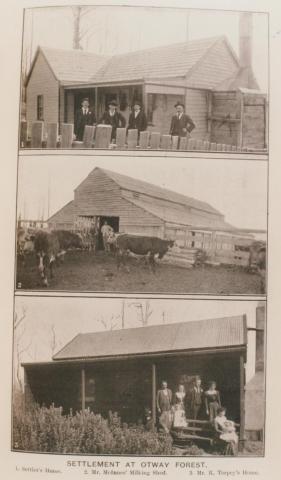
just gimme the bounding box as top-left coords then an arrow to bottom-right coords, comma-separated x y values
127,101 -> 147,138
99,100 -> 126,142
74,98 -> 96,141
169,101 -> 195,139
156,380 -> 173,433
189,377 -> 204,420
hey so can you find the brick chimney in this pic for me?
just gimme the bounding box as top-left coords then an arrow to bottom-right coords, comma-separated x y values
239,12 -> 253,69
255,302 -> 265,372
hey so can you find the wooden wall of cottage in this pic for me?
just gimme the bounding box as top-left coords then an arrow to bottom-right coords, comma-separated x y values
60,86 -> 266,149
24,351 -> 242,425
26,51 -> 59,135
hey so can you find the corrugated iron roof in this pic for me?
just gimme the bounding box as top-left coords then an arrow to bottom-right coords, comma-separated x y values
98,168 -> 222,216
53,315 -> 247,361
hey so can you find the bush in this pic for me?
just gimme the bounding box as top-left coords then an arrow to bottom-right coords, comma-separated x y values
13,405 -> 173,455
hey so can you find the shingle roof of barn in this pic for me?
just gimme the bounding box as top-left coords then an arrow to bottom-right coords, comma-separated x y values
53,315 -> 247,361
126,196 -> 235,231
78,167 -> 223,217
48,200 -> 75,223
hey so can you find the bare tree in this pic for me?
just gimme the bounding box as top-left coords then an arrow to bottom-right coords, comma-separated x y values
128,300 -> 153,326
72,6 -> 96,50
14,308 -> 32,391
97,313 -> 119,331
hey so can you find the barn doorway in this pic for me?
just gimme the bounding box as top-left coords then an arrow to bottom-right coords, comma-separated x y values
97,216 -> 120,250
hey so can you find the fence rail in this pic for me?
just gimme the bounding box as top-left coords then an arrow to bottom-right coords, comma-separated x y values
20,121 -> 266,153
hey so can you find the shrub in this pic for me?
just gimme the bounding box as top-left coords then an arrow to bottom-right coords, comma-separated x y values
13,404 -> 173,455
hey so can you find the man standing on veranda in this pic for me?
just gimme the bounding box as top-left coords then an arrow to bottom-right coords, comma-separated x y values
156,380 -> 173,433
74,97 -> 96,141
169,101 -> 195,144
127,100 -> 148,139
99,100 -> 126,142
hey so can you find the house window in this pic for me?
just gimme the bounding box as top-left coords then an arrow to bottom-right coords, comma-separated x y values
37,95 -> 44,120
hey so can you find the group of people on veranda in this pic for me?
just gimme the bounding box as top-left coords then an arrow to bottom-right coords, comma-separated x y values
74,97 -> 195,144
156,379 -> 238,454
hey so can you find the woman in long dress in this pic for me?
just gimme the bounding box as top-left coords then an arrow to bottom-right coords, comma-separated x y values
172,384 -> 188,428
214,407 -> 238,455
204,381 -> 221,422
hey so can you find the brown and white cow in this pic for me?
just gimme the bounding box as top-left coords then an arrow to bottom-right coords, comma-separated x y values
33,230 -> 82,286
115,234 -> 174,272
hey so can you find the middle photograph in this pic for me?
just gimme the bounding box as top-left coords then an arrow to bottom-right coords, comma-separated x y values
16,155 -> 267,295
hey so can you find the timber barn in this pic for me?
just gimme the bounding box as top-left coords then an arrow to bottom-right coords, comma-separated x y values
24,14 -> 267,150
22,315 -> 248,445
48,166 -> 255,265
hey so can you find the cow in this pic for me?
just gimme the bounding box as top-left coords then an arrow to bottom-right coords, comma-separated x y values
248,241 -> 267,294
17,228 -> 35,267
33,230 -> 82,286
115,234 -> 174,272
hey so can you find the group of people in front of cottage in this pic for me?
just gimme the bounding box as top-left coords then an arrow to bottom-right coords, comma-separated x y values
156,378 -> 238,453
74,97 -> 195,145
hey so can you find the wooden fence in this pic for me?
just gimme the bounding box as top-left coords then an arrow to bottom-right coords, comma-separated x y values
20,121 -> 263,152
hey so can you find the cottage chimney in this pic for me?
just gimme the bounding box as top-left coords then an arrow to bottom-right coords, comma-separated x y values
239,12 -> 253,69
255,303 -> 265,373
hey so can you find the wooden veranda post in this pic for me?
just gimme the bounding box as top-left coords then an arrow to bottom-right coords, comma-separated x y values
142,83 -> 147,116
239,354 -> 246,451
152,363 -> 157,428
81,367 -> 86,411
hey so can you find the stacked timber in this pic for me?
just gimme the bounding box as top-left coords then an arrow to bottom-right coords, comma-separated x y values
161,247 -> 207,269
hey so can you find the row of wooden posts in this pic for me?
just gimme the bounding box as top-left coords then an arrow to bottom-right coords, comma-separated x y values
20,121 -> 251,152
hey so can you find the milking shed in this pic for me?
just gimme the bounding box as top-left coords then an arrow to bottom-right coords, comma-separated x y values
22,315 -> 248,442
47,166 -> 256,265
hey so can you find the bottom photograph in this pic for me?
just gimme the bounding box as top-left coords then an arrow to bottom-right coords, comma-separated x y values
12,297 -> 265,457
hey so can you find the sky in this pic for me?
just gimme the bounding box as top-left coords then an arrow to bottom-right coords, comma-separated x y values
17,155 -> 268,231
22,6 -> 268,92
14,296 -> 265,383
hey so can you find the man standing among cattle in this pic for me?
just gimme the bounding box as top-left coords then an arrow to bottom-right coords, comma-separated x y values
169,101 -> 195,145
74,98 -> 96,141
101,221 -> 114,252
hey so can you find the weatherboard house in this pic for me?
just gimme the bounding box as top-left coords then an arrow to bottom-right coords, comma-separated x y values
23,316 -> 247,441
47,167 -> 257,265
22,307 -> 265,448
25,14 -> 267,149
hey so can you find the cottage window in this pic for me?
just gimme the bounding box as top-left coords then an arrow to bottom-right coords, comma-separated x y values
37,95 -> 44,121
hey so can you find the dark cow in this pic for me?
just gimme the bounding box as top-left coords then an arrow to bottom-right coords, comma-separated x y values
34,230 -> 82,286
249,241 -> 266,294
116,234 -> 174,272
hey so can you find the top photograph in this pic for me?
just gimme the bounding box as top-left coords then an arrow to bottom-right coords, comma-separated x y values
19,5 -> 268,153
